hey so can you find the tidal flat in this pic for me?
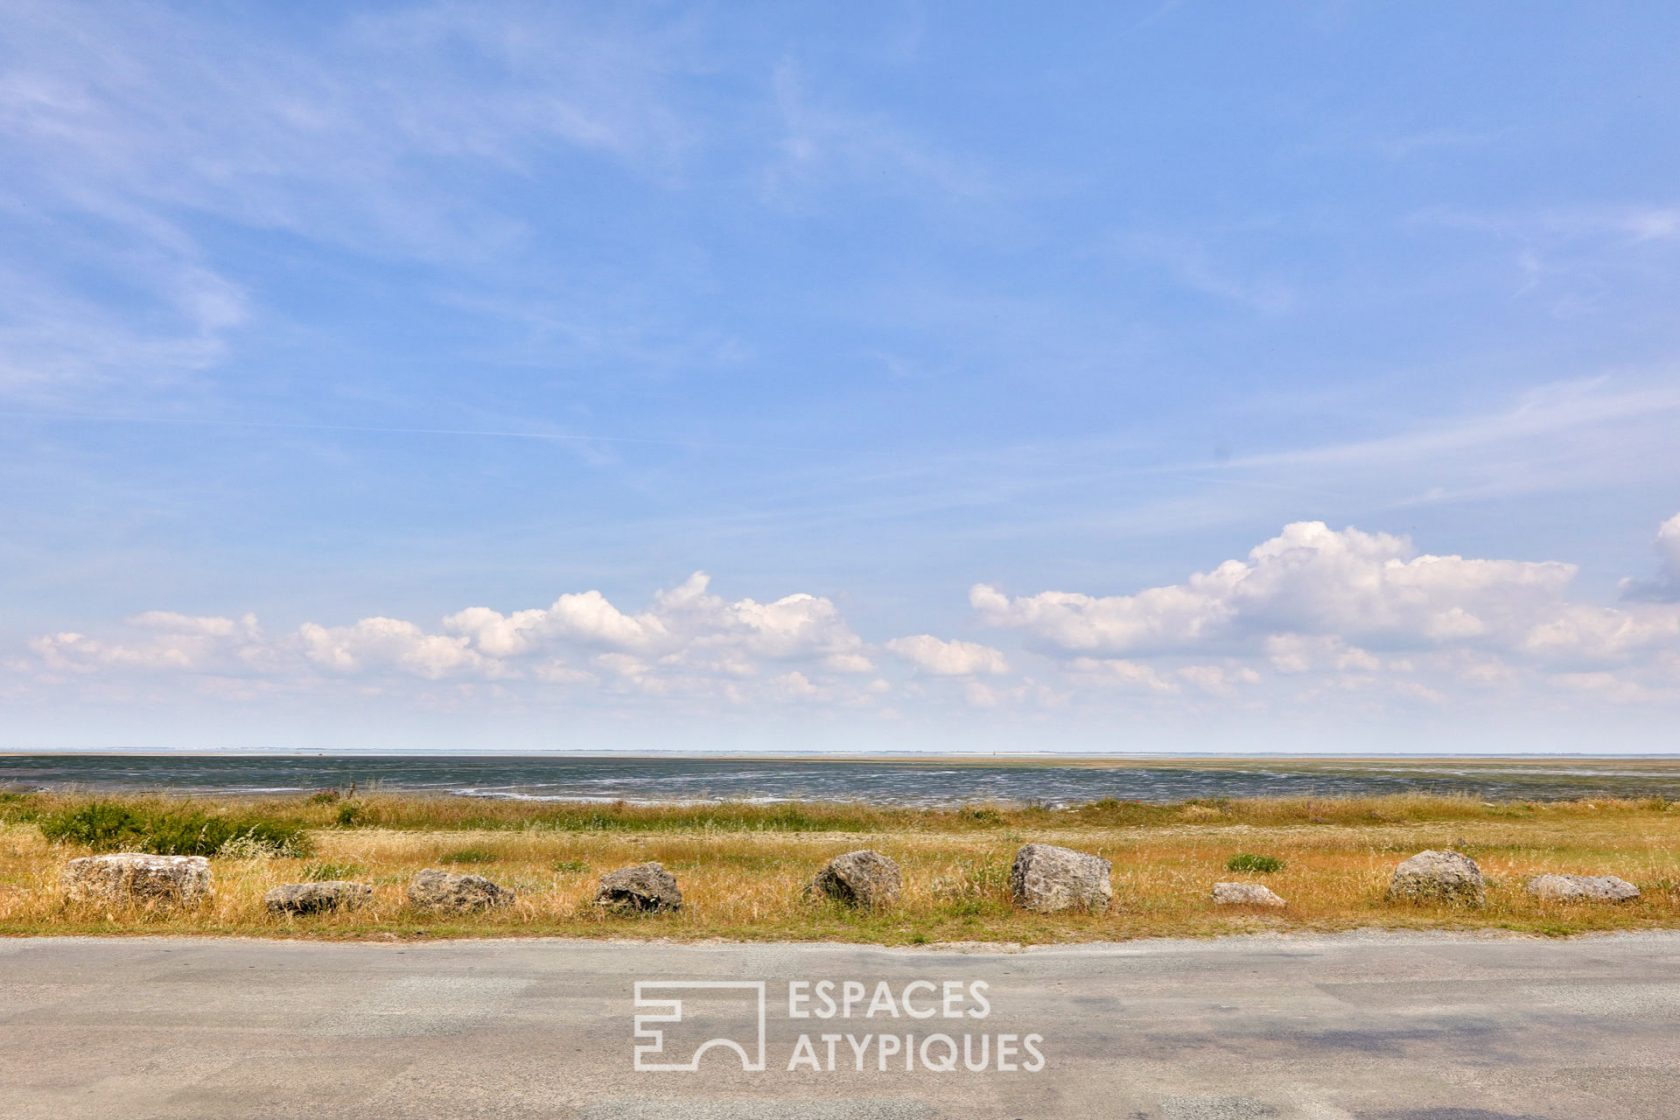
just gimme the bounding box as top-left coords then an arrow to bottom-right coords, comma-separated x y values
6,752 -> 1680,805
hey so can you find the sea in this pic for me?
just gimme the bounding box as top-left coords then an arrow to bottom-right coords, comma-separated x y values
4,754 -> 1679,807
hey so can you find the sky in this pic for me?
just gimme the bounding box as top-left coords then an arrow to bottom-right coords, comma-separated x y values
3,1 -> 1680,754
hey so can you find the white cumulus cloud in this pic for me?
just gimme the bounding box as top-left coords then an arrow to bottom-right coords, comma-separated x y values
441,572 -> 869,672
299,618 -> 490,680
23,573 -> 882,704
29,613 -> 265,674
1619,512 -> 1680,602
19,520 -> 1680,719
884,634 -> 1009,676
971,516 -> 1680,708
975,520 -> 1581,656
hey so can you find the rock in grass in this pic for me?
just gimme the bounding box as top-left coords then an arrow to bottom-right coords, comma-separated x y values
61,853 -> 212,907
1009,843 -> 1112,914
265,881 -> 372,915
406,868 -> 514,913
594,862 -> 682,913
1387,849 -> 1485,906
1525,873 -> 1640,903
1212,882 -> 1286,908
810,850 -> 902,909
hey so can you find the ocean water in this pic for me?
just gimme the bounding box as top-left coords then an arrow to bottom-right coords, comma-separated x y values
3,754 -> 1679,806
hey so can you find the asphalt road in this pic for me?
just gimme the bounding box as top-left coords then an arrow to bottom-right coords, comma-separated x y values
2,932 -> 1677,1119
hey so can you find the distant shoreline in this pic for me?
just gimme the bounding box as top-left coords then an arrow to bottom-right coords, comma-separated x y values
5,750 -> 1680,767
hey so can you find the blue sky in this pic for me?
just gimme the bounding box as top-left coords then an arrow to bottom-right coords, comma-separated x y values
4,1 -> 1680,753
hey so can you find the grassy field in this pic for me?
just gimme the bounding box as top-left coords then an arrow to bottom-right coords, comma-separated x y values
1,790 -> 1677,943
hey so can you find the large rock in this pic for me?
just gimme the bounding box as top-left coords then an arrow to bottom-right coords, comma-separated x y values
61,853 -> 212,907
406,869 -> 513,913
265,881 -> 372,915
810,850 -> 902,909
1387,849 -> 1486,906
1009,843 -> 1112,913
1526,873 -> 1640,903
1212,882 -> 1286,908
595,862 -> 682,913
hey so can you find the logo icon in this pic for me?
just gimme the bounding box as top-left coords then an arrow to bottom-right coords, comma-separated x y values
632,980 -> 768,1072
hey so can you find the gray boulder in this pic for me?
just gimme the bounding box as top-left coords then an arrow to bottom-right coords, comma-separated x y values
265,880 -> 373,915
1212,882 -> 1286,908
595,862 -> 683,913
406,868 -> 513,913
1387,849 -> 1485,906
1526,873 -> 1640,903
1009,843 -> 1112,913
61,853 -> 212,907
810,850 -> 902,909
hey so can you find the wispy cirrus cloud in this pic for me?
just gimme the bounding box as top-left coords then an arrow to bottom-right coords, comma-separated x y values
1176,376 -> 1680,510
760,59 -> 997,206
0,1 -> 709,402
1111,231 -> 1297,315
1413,203 -> 1680,317
1419,203 -> 1680,245
1,1 -> 702,253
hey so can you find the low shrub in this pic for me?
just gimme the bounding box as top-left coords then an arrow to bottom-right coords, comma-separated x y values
1226,852 -> 1285,874
38,802 -> 142,848
38,802 -> 312,858
146,811 -> 311,858
335,802 -> 364,827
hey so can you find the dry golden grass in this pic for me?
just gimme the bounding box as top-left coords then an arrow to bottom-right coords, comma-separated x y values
1,791 -> 1677,943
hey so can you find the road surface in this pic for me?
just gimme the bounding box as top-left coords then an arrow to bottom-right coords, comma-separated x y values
2,932 -> 1677,1118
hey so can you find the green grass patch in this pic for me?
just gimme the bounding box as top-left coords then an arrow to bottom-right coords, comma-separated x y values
1226,852 -> 1285,874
